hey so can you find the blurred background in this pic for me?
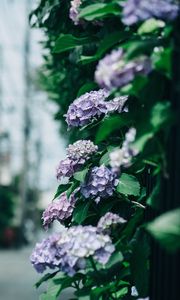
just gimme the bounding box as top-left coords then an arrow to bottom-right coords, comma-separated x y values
0,0 -> 67,299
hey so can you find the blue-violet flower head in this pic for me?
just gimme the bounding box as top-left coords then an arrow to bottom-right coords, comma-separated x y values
122,0 -> 179,26
81,165 -> 119,203
42,192 -> 76,229
95,49 -> 151,90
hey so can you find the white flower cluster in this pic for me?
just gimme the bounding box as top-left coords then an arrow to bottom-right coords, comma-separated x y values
110,128 -> 138,170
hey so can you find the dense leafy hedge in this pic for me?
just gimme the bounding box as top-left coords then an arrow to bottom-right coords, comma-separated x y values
30,1 -> 180,300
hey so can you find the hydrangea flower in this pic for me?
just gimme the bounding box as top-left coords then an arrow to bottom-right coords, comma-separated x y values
42,192 -> 76,229
67,140 -> 98,161
65,89 -> 109,127
56,140 -> 98,180
97,212 -> 126,233
30,234 -> 61,273
105,96 -> 128,113
69,0 -> 82,25
66,89 -> 128,128
31,225 -> 114,276
81,165 -> 119,203
65,225 -> 115,268
95,49 -> 151,90
56,157 -> 78,180
110,128 -> 138,170
122,0 -> 179,26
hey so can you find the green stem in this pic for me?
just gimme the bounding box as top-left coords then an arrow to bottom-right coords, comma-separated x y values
131,200 -> 146,209
72,281 -> 79,290
90,257 -> 98,272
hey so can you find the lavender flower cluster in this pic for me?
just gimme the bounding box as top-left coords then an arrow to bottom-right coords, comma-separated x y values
110,128 -> 138,170
69,0 -> 82,25
66,89 -> 128,128
95,49 -> 151,90
42,192 -> 76,229
67,139 -> 98,161
122,0 -> 179,26
56,140 -> 98,180
81,165 -> 119,203
66,89 -> 108,127
97,212 -> 126,233
31,225 -> 114,276
30,234 -> 61,273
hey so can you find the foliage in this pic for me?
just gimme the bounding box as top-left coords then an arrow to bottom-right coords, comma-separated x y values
30,0 -> 179,299
147,208 -> 180,252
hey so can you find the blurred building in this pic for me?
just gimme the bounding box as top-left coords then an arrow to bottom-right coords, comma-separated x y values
0,0 -> 66,242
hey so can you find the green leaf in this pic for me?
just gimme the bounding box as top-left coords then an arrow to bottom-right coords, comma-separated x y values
133,132 -> 154,152
53,34 -> 90,53
147,208 -> 180,252
73,201 -> 91,224
99,146 -> 117,166
75,287 -> 92,297
124,38 -> 162,60
146,180 -> 160,208
130,230 -> 149,297
53,183 -> 72,200
90,284 -> 113,300
120,210 -> 143,242
40,294 -> 56,300
79,31 -> 130,65
138,18 -> 165,35
66,181 -> 79,198
133,101 -> 173,152
112,287 -> 128,298
150,101 -> 172,130
40,278 -> 62,300
53,273 -> 84,286
95,115 -> 130,143
99,151 -> 111,166
74,168 -> 89,182
96,31 -> 129,58
35,271 -> 58,288
152,47 -> 172,78
117,173 -> 140,196
106,251 -> 123,268
77,82 -> 98,97
79,3 -> 120,21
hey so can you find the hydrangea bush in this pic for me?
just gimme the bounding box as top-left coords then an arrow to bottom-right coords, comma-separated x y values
30,1 -> 179,299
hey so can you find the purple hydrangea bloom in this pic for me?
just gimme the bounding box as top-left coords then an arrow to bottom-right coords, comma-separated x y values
95,49 -> 151,90
31,225 -> 114,276
97,212 -> 126,233
56,157 -> 78,180
105,96 -> 128,113
56,140 -> 98,180
30,234 -> 61,273
65,225 -> 115,268
42,192 -> 76,229
110,128 -> 138,170
65,89 -> 109,127
122,0 -> 179,26
67,140 -> 98,161
81,165 -> 119,203
69,0 -> 82,25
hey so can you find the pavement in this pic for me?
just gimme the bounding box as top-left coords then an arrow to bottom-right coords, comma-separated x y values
0,247 -> 72,300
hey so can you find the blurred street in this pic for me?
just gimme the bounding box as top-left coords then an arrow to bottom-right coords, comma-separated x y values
0,247 -> 43,300
0,247 -> 72,300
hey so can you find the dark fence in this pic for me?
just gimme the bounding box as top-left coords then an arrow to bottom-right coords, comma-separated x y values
148,15 -> 180,300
